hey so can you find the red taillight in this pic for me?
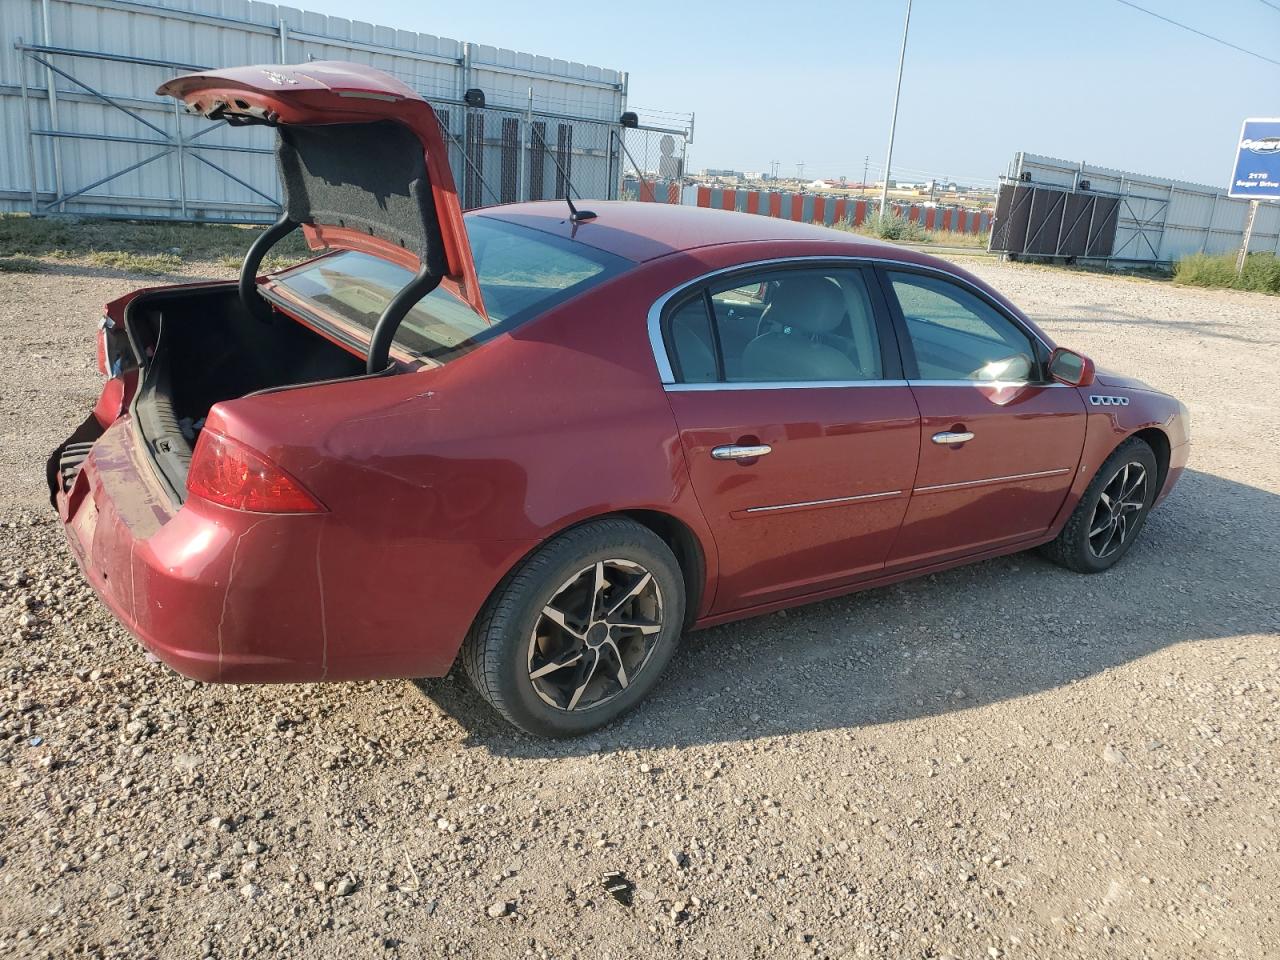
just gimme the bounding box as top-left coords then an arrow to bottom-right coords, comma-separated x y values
186,430 -> 324,514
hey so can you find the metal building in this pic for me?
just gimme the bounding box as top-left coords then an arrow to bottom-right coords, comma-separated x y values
0,0 -> 691,221
993,152 -> 1279,265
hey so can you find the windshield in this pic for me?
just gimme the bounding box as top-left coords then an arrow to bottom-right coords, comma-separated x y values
272,216 -> 630,362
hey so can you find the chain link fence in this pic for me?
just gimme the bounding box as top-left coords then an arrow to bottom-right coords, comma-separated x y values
428,99 -> 687,209
617,127 -> 686,204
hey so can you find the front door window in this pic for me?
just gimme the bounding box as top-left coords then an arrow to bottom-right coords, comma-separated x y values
887,271 -> 1036,382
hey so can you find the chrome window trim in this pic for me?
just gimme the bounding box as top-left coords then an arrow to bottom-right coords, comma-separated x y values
745,490 -> 903,513
906,379 -> 1068,388
913,467 -> 1071,494
667,379 -> 909,392
646,254 -> 1050,386
666,378 -> 1066,392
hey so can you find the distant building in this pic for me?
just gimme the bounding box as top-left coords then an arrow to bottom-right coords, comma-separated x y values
702,168 -> 744,179
923,178 -> 960,193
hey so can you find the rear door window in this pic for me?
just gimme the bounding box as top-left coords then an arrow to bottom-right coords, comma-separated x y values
272,216 -> 629,362
666,268 -> 885,384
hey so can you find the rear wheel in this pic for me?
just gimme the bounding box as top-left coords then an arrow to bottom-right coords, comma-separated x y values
1043,437 -> 1158,573
461,518 -> 685,737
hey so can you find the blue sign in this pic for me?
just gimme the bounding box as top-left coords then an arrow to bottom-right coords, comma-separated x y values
1229,118 -> 1280,200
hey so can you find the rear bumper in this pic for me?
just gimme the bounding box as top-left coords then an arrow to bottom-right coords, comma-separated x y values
55,416 -> 329,682
53,415 -> 535,683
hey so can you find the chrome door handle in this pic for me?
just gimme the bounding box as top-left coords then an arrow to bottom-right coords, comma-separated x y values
931,431 -> 974,445
711,444 -> 772,460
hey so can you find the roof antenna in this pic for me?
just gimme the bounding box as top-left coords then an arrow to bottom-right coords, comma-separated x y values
566,195 -> 596,223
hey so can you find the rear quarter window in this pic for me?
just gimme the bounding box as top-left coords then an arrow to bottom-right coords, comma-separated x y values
272,216 -> 630,362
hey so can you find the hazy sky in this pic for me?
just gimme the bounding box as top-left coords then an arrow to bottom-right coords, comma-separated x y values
289,0 -> 1277,188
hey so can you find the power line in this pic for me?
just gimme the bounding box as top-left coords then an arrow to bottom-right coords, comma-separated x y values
1256,0 -> 1280,12
1111,0 -> 1280,67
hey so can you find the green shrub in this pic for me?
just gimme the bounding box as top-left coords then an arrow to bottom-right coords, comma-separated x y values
862,212 -> 928,242
1239,252 -> 1280,293
1173,253 -> 1239,288
1174,252 -> 1280,294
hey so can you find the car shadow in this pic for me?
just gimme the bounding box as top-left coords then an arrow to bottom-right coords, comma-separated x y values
1043,303 -> 1266,346
414,467 -> 1280,755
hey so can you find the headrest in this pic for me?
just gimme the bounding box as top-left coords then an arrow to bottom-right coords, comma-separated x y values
764,275 -> 844,334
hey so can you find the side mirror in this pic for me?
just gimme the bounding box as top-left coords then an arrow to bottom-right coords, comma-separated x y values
1048,347 -> 1095,387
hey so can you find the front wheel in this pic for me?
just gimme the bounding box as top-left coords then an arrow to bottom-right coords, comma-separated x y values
461,518 -> 685,737
1042,437 -> 1158,574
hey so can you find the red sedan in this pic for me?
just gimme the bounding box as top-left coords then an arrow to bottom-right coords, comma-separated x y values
50,63 -> 1190,736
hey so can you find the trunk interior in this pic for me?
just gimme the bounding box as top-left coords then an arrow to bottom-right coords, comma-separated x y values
127,284 -> 366,498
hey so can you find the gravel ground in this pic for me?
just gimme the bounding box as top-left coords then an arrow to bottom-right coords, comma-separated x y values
1,256 -> 1277,960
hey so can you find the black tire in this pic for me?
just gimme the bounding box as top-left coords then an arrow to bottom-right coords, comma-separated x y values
1042,437 -> 1158,574
461,518 -> 685,737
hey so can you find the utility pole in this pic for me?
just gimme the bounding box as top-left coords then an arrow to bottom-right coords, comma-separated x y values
879,0 -> 913,217
862,155 -> 869,196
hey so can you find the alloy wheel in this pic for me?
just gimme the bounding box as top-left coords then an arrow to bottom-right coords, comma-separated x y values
1087,461 -> 1148,559
527,559 -> 664,711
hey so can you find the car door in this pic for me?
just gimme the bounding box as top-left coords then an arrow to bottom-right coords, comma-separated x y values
656,261 -> 922,613
878,267 -> 1087,568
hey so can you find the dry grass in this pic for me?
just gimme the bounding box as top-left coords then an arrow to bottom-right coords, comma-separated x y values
85,251 -> 185,274
830,215 -> 989,249
214,253 -> 305,273
925,229 -> 990,249
0,255 -> 45,273
0,213 -> 312,274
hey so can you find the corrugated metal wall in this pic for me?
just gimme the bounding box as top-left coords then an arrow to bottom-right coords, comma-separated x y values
1009,153 -> 1280,263
0,0 -> 631,220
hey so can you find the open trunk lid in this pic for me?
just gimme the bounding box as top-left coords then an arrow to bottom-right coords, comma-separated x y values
157,61 -> 485,319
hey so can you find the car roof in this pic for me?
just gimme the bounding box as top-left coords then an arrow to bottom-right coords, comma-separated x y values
474,200 -> 904,264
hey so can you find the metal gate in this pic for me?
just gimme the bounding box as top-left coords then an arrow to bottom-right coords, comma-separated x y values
989,181 -> 1121,260
12,40 -> 281,220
